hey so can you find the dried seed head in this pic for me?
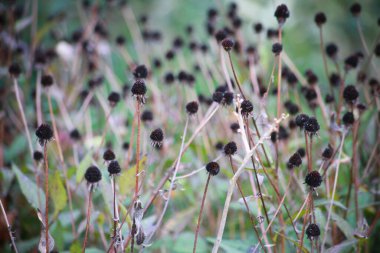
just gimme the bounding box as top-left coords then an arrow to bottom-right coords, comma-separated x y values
69,129 -> 81,141
223,92 -> 234,105
325,43 -> 338,59
345,54 -> 359,70
240,99 -> 253,118
295,114 -> 309,129
116,35 -> 125,46
314,12 -> 327,26
297,148 -> 306,158
215,30 -> 227,43
342,112 -> 355,126
305,170 -> 323,188
133,65 -> 148,79
272,43 -> 283,55
206,161 -> 220,176
304,117 -> 320,135
122,142 -> 130,150
186,101 -> 199,115
108,160 -> 121,175
230,122 -> 240,133
8,63 -> 22,78
329,73 -> 340,87
322,144 -> 333,159
108,91 -> 121,107
221,38 -> 234,51
35,124 -> 54,146
288,152 -> 302,168
224,141 -> 237,156
343,85 -> 359,103
284,101 -> 299,115
164,72 -> 175,84
141,110 -> 154,122
212,91 -> 224,103
253,23 -> 263,33
131,80 -> 147,104
306,223 -> 321,240
41,75 -> 54,87
103,149 -> 116,161
350,3 -> 361,16
274,4 -> 290,24
270,131 -> 277,143
33,151 -> 44,162
85,165 -> 102,184
150,128 -> 164,147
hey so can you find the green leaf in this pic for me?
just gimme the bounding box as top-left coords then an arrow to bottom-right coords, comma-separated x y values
118,156 -> 146,196
76,152 -> 93,183
331,212 -> 354,240
12,164 -> 45,209
172,232 -> 207,253
49,170 -> 67,217
69,241 -> 81,253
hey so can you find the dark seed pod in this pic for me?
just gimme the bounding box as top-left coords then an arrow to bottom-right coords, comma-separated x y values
41,75 -> 54,87
343,85 -> 359,103
295,114 -> 309,129
284,101 -> 299,115
306,223 -> 321,240
103,149 -> 116,161
35,124 -> 54,146
70,129 -> 81,141
342,112 -> 355,126
272,43 -> 283,55
224,141 -> 237,156
221,38 -> 234,51
345,55 -> 359,70
322,144 -> 333,159
305,170 -> 323,188
314,12 -> 326,26
108,92 -> 121,106
304,117 -> 320,134
206,161 -> 220,176
212,91 -> 224,103
131,80 -> 147,103
350,3 -> 361,16
116,35 -> 126,46
240,100 -> 253,117
253,23 -> 263,33
141,110 -> 153,122
186,101 -> 199,115
329,73 -> 340,87
274,4 -> 290,24
33,151 -> 44,162
325,94 -> 335,104
270,131 -> 277,143
150,128 -> 164,147
8,63 -> 22,78
223,92 -> 234,105
133,65 -> 148,79
375,44 -> 380,57
215,30 -> 227,43
288,152 -> 302,167
108,160 -> 121,175
122,142 -> 130,150
85,165 -> 102,184
297,148 -> 306,158
230,122 -> 240,133
325,43 -> 338,59
164,72 -> 175,84
278,125 -> 289,140
215,142 -> 224,150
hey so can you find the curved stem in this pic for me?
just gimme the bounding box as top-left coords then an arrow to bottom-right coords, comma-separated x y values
82,185 -> 93,253
43,142 -> 49,253
193,174 -> 211,253
0,200 -> 19,253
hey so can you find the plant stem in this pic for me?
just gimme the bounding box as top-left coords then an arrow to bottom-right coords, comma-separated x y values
228,156 -> 266,252
276,28 -> 283,118
298,192 -> 311,253
227,51 -> 245,98
43,142 -> 49,253
193,174 -> 211,253
0,199 -> 19,253
135,101 -> 141,197
82,185 -> 93,253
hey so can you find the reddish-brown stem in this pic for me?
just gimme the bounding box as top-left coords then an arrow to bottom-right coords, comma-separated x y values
43,143 -> 49,253
135,101 -> 141,197
193,174 -> 211,253
298,192 -> 311,253
82,185 -> 93,253
228,156 -> 267,253
277,28 -> 283,118
227,52 -> 245,99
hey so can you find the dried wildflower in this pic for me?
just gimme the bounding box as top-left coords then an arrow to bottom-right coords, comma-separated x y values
35,124 -> 54,146
343,85 -> 359,103
304,117 -> 320,135
150,128 -> 164,147
223,92 -> 234,106
295,114 -> 309,129
131,80 -> 147,104
342,112 -> 355,126
133,65 -> 148,79
103,149 -> 116,161
350,3 -> 361,16
69,129 -> 81,141
253,22 -> 263,33
8,63 -> 22,78
122,142 -> 130,150
230,122 -> 240,133
206,161 -> 220,176
41,75 -> 54,87
221,38 -> 234,51
224,141 -> 237,156
116,35 -> 125,46
164,72 -> 175,84
305,171 -> 323,188
314,12 -> 327,26
329,73 -> 340,87
345,54 -> 359,70
306,223 -> 321,240
212,91 -> 224,103
272,43 -> 283,55
215,30 -> 227,43
288,152 -> 302,167
108,91 -> 121,107
108,160 -> 121,175
85,166 -> 102,184
141,110 -> 153,122
322,144 -> 333,159
326,43 -> 338,59
274,4 -> 290,24
33,151 -> 44,162
297,148 -> 306,158
270,131 -> 277,143
186,101 -> 199,115
284,101 -> 299,115
240,99 -> 253,118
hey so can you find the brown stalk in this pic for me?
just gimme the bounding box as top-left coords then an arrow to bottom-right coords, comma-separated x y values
82,185 -> 93,253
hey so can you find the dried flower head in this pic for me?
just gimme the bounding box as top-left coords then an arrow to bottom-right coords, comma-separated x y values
295,114 -> 309,129
240,99 -> 254,118
133,65 -> 148,79
41,75 -> 54,87
343,85 -> 359,103
224,141 -> 237,156
304,117 -> 320,135
103,149 -> 116,161
108,160 -> 121,175
272,43 -> 283,55
69,129 -> 81,141
108,91 -> 121,107
85,165 -> 102,184
342,112 -> 355,126
150,128 -> 164,147
131,80 -> 147,104
306,223 -> 321,240
274,4 -> 290,24
186,101 -> 199,115
221,38 -> 234,51
33,151 -> 44,162
305,170 -> 323,188
322,144 -> 333,159
206,161 -> 220,176
314,12 -> 327,26
8,63 -> 22,78
288,152 -> 302,168
35,124 -> 54,146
